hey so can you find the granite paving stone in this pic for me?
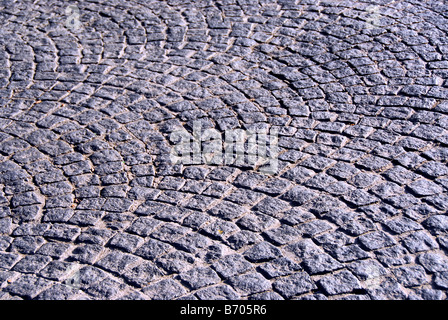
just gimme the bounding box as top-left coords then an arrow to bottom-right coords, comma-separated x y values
0,0 -> 448,301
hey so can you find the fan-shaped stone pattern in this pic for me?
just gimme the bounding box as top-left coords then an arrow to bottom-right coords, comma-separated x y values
0,0 -> 448,300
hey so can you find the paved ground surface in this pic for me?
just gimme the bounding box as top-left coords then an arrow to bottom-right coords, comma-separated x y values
1,0 -> 448,300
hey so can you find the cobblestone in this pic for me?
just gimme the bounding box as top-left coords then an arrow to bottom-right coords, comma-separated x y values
0,0 -> 447,301
318,270 -> 362,296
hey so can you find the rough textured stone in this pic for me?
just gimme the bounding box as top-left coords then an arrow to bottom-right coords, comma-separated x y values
195,285 -> 240,300
417,252 -> 448,273
243,242 -> 283,262
4,274 -> 53,299
302,254 -> 344,275
358,231 -> 397,251
142,279 -> 187,300
1,0 -> 448,301
273,272 -> 316,298
318,270 -> 362,295
178,267 -> 221,290
402,231 -> 439,253
95,251 -> 139,275
393,265 -> 429,287
258,258 -> 302,279
212,254 -> 252,278
228,273 -> 272,296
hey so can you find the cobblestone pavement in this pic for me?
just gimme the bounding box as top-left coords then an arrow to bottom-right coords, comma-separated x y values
1,0 -> 448,300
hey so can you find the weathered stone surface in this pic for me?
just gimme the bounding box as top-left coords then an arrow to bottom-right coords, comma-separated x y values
318,270 -> 362,295
393,265 -> 429,287
228,273 -> 272,296
1,0 -> 448,301
178,267 -> 221,290
142,279 -> 187,300
212,254 -> 252,278
273,272 -> 316,298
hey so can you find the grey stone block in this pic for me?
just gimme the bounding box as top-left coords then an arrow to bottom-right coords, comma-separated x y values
273,272 -> 316,298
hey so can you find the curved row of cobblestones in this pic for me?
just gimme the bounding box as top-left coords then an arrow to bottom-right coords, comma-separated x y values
1,0 -> 448,300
